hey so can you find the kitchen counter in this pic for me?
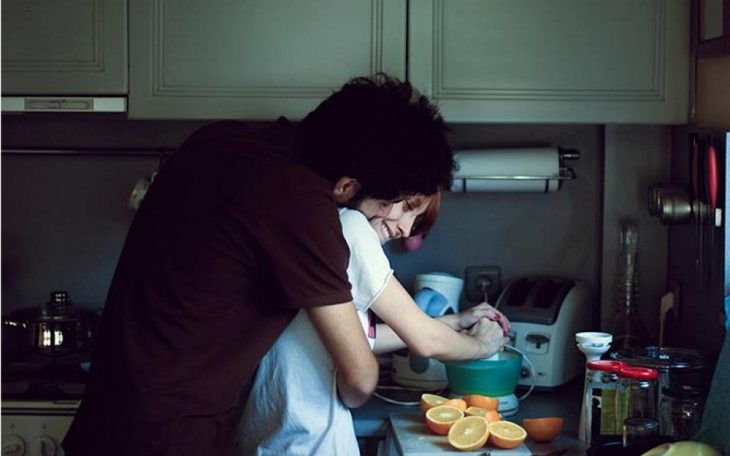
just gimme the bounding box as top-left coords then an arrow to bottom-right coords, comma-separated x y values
353,378 -> 586,455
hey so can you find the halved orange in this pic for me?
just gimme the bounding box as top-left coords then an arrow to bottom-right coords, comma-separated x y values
442,398 -> 467,411
447,416 -> 489,451
522,417 -> 564,443
488,420 -> 527,449
464,406 -> 487,417
466,407 -> 501,423
484,409 -> 502,423
425,405 -> 464,435
419,393 -> 448,413
463,394 -> 499,411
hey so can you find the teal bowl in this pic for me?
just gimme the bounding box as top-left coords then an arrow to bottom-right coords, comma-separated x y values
444,351 -> 522,397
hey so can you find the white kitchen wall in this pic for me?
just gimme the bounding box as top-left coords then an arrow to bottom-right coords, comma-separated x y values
2,152 -> 158,311
385,124 -> 603,321
602,125 -> 672,340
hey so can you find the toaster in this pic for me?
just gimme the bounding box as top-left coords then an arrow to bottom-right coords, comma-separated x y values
496,277 -> 592,389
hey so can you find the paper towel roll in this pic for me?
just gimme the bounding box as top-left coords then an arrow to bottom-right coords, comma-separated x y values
451,147 -> 562,193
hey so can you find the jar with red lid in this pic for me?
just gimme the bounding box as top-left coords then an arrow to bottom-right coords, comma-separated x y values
581,360 -> 626,447
617,366 -> 659,425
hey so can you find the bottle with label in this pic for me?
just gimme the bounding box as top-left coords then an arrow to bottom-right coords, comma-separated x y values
612,220 -> 649,349
582,360 -> 626,448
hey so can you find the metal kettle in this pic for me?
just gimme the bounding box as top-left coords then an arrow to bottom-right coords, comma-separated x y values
2,290 -> 100,359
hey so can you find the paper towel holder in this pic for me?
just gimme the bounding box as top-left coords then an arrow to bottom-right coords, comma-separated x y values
451,148 -> 579,193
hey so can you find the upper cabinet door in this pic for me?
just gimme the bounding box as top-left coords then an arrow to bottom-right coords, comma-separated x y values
1,0 -> 127,95
410,0 -> 690,124
129,0 -> 406,120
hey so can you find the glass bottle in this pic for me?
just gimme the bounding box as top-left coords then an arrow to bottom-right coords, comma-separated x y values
581,360 -> 625,447
612,220 -> 649,349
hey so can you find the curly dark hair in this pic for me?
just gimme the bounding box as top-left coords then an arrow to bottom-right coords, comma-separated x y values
299,73 -> 455,201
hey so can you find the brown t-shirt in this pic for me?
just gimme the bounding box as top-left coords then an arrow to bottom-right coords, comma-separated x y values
63,119 -> 352,456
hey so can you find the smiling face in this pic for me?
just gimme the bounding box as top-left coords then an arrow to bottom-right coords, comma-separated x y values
365,195 -> 432,245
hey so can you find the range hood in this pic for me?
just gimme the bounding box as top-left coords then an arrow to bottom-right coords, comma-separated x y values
1,96 -> 126,113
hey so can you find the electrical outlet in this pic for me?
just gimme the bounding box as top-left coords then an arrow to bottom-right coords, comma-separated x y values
464,266 -> 501,302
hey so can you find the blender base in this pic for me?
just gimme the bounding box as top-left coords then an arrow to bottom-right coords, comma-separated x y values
497,393 -> 519,417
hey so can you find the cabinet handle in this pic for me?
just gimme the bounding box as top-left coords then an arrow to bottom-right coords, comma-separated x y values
25,98 -> 93,111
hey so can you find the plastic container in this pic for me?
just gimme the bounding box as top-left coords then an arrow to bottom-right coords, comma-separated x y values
444,351 -> 522,397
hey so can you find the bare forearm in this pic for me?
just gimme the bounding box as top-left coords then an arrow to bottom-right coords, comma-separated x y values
371,278 -> 504,361
307,303 -> 379,408
407,318 -> 499,361
335,370 -> 375,408
372,323 -> 406,355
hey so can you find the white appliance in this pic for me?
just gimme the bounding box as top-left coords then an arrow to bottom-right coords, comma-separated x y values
2,400 -> 79,456
391,273 -> 463,390
497,277 -> 592,389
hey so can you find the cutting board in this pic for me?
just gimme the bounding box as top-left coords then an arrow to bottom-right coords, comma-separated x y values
389,412 -> 531,455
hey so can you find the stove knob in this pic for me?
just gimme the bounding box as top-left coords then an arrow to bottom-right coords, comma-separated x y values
1,434 -> 25,456
33,436 -> 56,456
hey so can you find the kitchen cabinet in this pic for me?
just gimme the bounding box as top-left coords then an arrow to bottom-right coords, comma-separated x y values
409,0 -> 690,124
128,0 -> 406,120
1,0 -> 127,95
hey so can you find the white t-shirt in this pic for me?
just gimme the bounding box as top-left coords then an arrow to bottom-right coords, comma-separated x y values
235,208 -> 393,455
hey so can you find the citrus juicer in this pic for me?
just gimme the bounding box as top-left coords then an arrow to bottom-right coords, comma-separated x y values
444,347 -> 532,417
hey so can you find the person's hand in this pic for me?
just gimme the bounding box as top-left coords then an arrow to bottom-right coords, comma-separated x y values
441,302 -> 510,335
465,317 -> 508,359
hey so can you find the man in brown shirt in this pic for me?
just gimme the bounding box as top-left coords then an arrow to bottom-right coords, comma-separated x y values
62,74 -> 498,455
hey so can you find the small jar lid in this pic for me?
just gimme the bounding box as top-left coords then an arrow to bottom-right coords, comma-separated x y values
661,385 -> 703,398
618,366 -> 658,380
586,360 -> 626,372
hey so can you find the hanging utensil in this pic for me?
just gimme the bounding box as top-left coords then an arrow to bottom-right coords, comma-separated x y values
689,134 -> 703,284
705,142 -> 719,285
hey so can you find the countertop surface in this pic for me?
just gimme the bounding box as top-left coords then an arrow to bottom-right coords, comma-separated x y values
352,378 -> 586,455
385,412 -> 586,456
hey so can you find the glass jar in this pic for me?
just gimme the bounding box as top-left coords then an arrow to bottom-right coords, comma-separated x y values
622,416 -> 659,448
617,366 -> 658,425
658,385 -> 704,440
609,346 -> 705,433
581,360 -> 626,446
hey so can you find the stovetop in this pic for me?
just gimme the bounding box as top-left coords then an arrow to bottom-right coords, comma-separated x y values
2,352 -> 90,401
